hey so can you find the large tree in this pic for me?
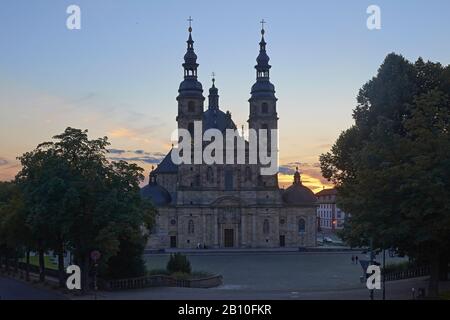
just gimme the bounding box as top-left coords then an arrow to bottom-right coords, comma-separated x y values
0,182 -> 33,278
16,127 -> 155,292
320,54 -> 450,297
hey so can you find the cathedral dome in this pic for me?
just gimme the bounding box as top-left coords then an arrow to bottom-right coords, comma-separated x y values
282,168 -> 317,206
203,108 -> 236,133
141,170 -> 172,207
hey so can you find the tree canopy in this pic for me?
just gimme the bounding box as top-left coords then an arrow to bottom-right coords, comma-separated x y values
320,53 -> 450,296
15,127 -> 155,290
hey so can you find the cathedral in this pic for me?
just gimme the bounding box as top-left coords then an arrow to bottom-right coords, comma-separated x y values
142,23 -> 317,249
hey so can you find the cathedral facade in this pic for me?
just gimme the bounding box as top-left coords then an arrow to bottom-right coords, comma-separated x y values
142,24 -> 317,249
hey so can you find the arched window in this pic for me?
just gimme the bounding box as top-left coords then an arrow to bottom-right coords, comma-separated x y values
298,218 -> 306,233
263,219 -> 270,234
188,101 -> 196,113
188,220 -> 194,234
262,103 -> 269,114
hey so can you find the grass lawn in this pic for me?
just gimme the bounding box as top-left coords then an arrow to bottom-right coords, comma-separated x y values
20,255 -> 58,270
440,291 -> 450,300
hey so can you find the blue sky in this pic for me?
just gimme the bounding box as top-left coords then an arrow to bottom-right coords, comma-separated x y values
1,0 -> 450,190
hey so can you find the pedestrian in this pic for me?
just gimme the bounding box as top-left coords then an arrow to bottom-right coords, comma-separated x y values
351,255 -> 355,264
355,255 -> 359,264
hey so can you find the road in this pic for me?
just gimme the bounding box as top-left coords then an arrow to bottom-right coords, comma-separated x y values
0,276 -> 66,300
84,276 -> 449,300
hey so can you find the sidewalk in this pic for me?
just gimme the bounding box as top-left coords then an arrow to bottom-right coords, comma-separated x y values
75,277 -> 450,300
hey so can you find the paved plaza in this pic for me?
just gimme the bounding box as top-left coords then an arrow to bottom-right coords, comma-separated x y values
4,251 -> 449,300
145,251 -> 406,292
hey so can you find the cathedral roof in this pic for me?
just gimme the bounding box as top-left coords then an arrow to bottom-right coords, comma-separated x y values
141,170 -> 172,206
282,168 -> 317,206
203,109 -> 237,133
153,150 -> 178,174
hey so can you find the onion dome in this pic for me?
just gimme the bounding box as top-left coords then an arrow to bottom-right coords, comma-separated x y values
250,20 -> 277,101
178,18 -> 204,99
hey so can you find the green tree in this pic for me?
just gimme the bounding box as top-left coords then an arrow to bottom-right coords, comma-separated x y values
320,54 -> 450,297
0,182 -> 33,278
16,127 -> 155,292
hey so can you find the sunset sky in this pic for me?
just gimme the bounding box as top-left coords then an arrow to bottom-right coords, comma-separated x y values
1,0 -> 450,192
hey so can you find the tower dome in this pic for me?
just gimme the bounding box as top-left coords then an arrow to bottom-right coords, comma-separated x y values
141,168 -> 172,207
178,18 -> 204,99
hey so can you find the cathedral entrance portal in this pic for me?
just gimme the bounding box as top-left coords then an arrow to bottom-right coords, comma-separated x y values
224,229 -> 234,248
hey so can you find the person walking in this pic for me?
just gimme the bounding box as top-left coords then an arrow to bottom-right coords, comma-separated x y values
351,255 -> 355,264
355,255 -> 359,264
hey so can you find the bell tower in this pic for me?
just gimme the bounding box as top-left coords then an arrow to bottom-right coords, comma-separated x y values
176,17 -> 205,136
248,20 -> 279,188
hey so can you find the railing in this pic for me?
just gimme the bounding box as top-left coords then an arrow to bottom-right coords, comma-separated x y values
103,274 -> 223,291
384,265 -> 430,282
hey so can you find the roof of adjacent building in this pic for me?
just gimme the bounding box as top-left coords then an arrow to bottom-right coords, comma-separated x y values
316,188 -> 337,197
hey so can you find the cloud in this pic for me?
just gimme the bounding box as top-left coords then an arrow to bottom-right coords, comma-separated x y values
108,149 -> 126,154
278,166 -> 295,175
109,156 -> 163,164
108,150 -> 166,165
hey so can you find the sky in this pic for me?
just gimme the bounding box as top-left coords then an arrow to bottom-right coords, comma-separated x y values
1,0 -> 450,192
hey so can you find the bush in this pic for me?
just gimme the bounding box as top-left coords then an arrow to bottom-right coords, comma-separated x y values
166,253 -> 191,274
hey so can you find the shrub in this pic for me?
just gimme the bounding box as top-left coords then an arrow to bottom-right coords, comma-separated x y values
166,253 -> 191,274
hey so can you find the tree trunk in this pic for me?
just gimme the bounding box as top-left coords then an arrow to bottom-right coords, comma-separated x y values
25,249 -> 30,281
428,253 -> 440,298
57,242 -> 65,288
38,247 -> 45,282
